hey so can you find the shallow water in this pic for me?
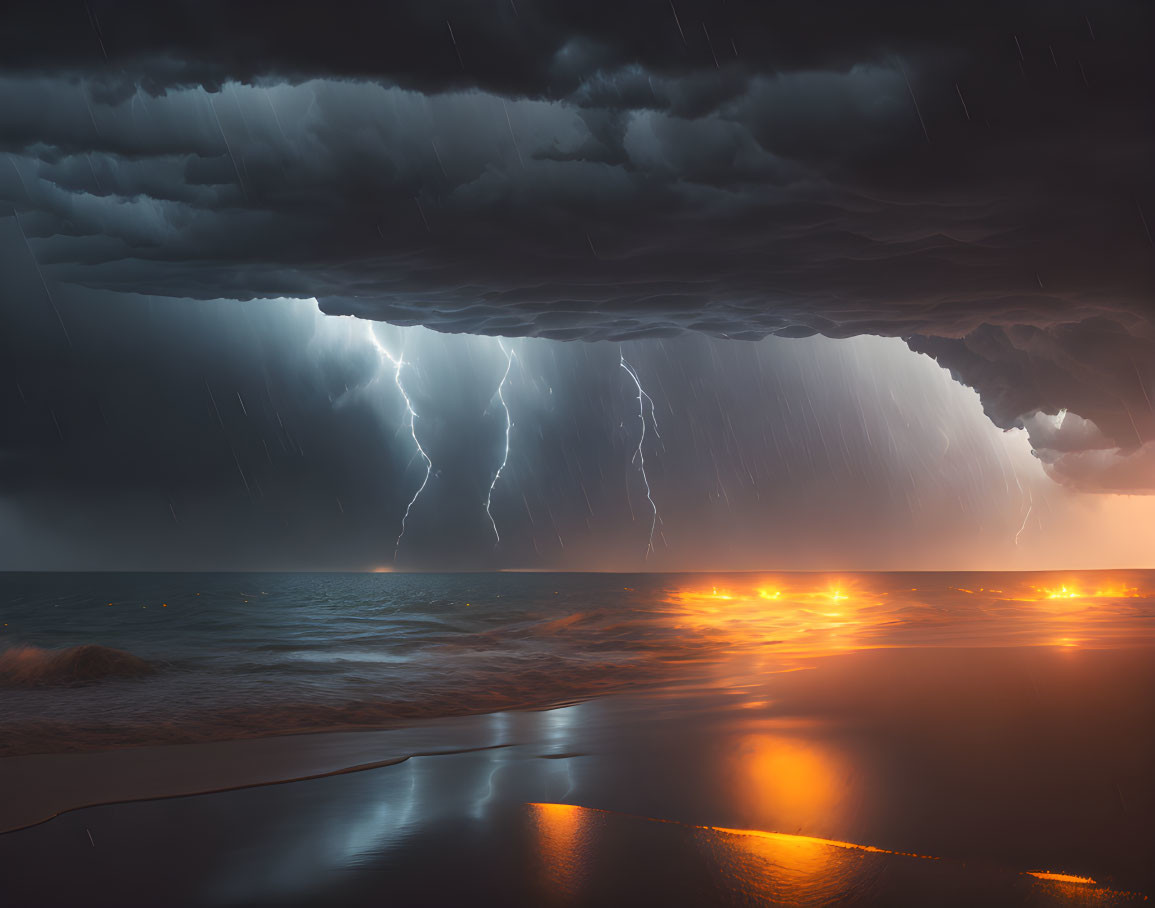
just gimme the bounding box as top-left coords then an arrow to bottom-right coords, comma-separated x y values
2,570 -> 1153,755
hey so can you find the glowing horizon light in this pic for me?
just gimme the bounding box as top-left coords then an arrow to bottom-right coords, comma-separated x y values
1033,583 -> 1142,601
683,586 -> 859,606
665,575 -> 1154,659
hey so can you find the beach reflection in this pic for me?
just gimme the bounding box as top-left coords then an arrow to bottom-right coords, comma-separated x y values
698,827 -> 871,906
731,733 -> 850,835
711,739 -> 857,903
530,802 -> 599,899
528,804 -> 1142,907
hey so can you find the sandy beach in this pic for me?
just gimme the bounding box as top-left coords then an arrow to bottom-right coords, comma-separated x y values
3,641 -> 1151,906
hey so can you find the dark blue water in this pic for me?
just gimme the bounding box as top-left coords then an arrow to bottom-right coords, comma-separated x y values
0,573 -> 683,755
3,570 -> 1153,756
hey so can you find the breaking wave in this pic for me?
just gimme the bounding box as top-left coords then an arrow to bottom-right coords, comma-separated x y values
0,645 -> 156,687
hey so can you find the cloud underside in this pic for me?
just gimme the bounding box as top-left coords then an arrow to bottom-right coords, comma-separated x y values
1,0 -> 1152,488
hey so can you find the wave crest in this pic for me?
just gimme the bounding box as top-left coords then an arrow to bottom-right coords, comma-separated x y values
0,644 -> 155,686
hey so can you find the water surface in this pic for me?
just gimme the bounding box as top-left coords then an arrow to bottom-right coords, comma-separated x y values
2,570 -> 1153,755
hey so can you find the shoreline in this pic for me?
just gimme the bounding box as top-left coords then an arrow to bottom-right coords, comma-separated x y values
3,577 -> 1153,905
0,707 -> 551,835
3,656 -> 1152,905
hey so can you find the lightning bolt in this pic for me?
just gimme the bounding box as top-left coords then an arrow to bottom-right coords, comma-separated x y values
485,339 -> 515,545
1015,500 -> 1034,547
364,323 -> 432,559
1009,456 -> 1035,548
620,349 -> 662,557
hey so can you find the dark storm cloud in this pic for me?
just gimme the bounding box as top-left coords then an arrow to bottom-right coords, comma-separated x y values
908,321 -> 1154,441
1,0 -> 1152,488
0,1 -> 1140,101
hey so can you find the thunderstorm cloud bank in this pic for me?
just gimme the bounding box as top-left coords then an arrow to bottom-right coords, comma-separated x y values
1,0 -> 1153,491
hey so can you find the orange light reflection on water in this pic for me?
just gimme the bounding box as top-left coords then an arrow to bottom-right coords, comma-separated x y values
663,574 -> 1155,661
666,580 -> 873,661
1030,583 -> 1141,601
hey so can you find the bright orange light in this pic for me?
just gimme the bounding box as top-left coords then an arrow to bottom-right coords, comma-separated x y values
528,804 -> 1124,901
734,734 -> 850,832
528,802 -> 933,860
529,803 -> 596,898
664,581 -> 876,660
664,574 -> 1153,662
707,825 -> 933,860
1031,583 -> 1140,601
1092,584 -> 1141,598
1026,871 -> 1095,884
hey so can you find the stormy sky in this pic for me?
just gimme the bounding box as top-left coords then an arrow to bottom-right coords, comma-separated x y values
1,0 -> 1152,570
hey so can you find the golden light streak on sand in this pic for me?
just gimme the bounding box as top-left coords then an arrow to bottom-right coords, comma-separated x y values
703,825 -> 934,860
529,804 -> 1138,900
528,802 -> 937,859
529,802 -> 597,898
1027,871 -> 1096,884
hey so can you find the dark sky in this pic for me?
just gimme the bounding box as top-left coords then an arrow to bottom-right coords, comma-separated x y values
0,1 -> 1152,569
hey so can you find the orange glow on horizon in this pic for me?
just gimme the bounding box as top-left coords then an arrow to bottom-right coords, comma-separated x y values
1031,583 -> 1141,601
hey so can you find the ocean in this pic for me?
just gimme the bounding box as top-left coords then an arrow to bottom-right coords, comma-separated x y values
2,570 -> 1153,757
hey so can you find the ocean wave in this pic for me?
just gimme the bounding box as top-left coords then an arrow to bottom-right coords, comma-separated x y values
0,644 -> 156,687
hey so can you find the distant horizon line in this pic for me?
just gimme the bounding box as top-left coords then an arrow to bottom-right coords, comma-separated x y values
1,567 -> 1152,575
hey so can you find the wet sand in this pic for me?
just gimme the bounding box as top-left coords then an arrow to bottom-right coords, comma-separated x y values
2,644 -> 1152,906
